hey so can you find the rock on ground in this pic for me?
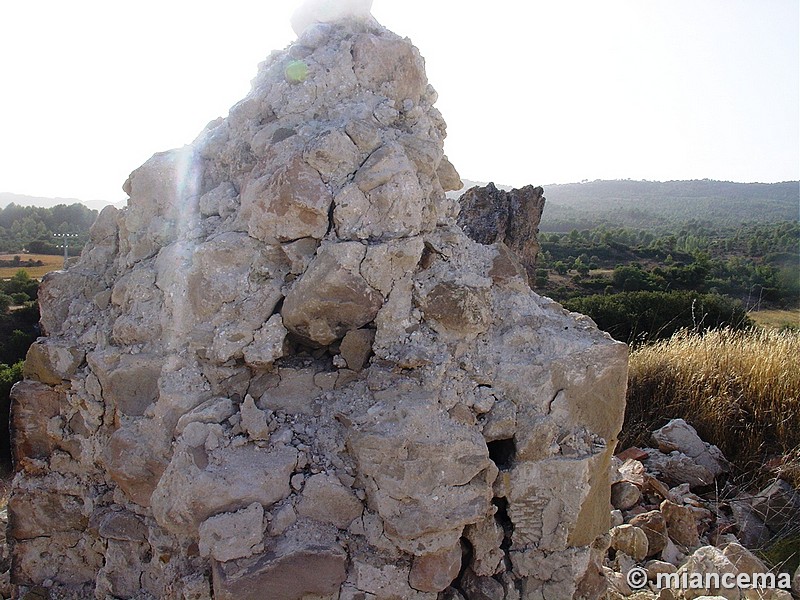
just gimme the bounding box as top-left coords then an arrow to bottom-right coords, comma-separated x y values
7,4 -> 627,599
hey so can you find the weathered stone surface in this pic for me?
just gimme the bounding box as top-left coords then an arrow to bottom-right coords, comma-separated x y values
629,510 -> 668,558
95,538 -> 150,599
9,381 -> 61,468
660,499 -> 701,548
464,513 -> 505,577
749,479 -> 800,534
675,546 -> 740,600
352,34 -> 427,104
458,183 -> 545,282
339,328 -> 375,371
243,155 -> 333,243
645,559 -> 677,580
23,340 -> 84,385
9,488 -> 87,540
643,447 -> 719,489
611,480 -> 642,510
242,314 -> 287,368
199,502 -> 264,562
651,419 -> 729,480
343,559 -> 431,600
348,394 -> 496,554
87,351 -> 161,417
94,509 -> 147,542
296,473 -> 362,529
8,5 -> 628,598
151,443 -> 297,534
609,524 -> 649,562
461,567 -> 505,600
718,542 -> 774,589
409,541 -> 462,592
212,523 -> 347,600
239,394 -> 271,440
304,129 -> 361,185
282,242 -> 383,345
13,532 -> 103,589
729,500 -> 771,548
336,143 -> 430,240
419,281 -> 492,335
437,156 -> 462,192
103,419 -> 171,507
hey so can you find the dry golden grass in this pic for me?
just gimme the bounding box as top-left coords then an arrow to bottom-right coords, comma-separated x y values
623,327 -> 800,481
749,308 -> 800,330
0,253 -> 63,279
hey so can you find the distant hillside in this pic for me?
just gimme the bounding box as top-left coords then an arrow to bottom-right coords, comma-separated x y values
0,192 -> 119,213
451,179 -> 799,231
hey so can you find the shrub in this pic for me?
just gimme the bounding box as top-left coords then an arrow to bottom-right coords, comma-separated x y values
564,290 -> 751,345
0,294 -> 12,314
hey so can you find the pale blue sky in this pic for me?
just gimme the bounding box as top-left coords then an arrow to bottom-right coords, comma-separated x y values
0,0 -> 797,202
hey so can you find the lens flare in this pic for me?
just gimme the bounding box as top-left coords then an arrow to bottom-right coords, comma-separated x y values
285,60 -> 310,83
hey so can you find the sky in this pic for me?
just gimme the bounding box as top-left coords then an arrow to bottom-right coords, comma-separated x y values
0,0 -> 797,204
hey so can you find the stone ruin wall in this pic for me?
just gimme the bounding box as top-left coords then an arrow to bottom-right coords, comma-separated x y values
8,8 -> 627,600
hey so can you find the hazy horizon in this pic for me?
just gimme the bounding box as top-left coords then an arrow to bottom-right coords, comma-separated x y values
1,1 -> 798,202
2,177 -> 797,211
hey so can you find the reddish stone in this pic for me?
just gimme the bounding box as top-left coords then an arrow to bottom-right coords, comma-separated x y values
409,542 -> 463,592
615,447 -> 649,462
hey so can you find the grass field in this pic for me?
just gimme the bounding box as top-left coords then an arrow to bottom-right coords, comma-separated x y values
0,254 -> 63,279
749,308 -> 800,330
624,327 -> 800,485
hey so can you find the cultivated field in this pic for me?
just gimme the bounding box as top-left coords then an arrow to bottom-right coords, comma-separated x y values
0,254 -> 63,279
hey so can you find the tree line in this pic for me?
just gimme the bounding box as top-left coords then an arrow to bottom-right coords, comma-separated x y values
0,202 -> 97,253
532,220 -> 798,345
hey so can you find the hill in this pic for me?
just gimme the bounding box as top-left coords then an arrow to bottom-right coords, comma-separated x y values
451,179 -> 799,231
0,192 -> 119,213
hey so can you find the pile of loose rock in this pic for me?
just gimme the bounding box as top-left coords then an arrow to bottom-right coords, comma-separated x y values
3,0 -> 797,598
602,418 -> 800,600
4,3 -> 632,599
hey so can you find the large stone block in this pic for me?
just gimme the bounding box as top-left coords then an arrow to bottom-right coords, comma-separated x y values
458,183 -> 546,281
87,351 -> 162,417
296,473 -> 363,529
336,143 -> 430,240
348,393 -> 496,554
151,443 -> 297,534
212,523 -> 347,600
243,155 -> 332,243
103,420 -> 171,507
9,380 -> 61,467
9,488 -> 87,540
351,33 -> 427,104
23,340 -> 84,385
282,242 -> 383,345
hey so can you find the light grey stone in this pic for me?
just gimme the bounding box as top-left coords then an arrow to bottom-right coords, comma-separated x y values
198,502 -> 264,562
8,9 -> 628,599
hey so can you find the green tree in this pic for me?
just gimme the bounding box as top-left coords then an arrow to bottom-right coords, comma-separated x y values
564,291 -> 752,346
574,259 -> 590,277
4,269 -> 38,300
0,293 -> 13,314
